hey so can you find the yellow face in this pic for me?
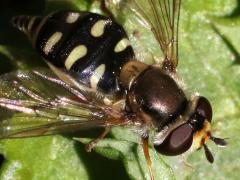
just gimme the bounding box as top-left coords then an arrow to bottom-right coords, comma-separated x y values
192,120 -> 211,150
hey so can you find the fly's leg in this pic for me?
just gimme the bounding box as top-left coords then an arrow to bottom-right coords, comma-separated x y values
100,0 -> 115,19
180,155 -> 193,170
85,127 -> 111,152
92,0 -> 115,20
142,137 -> 154,180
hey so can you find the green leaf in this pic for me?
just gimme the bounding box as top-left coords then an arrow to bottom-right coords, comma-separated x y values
0,136 -> 89,180
0,0 -> 239,180
179,1 -> 240,179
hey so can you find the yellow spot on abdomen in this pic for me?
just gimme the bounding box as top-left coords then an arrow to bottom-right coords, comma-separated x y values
65,45 -> 88,70
90,64 -> 106,90
91,20 -> 108,37
43,32 -> 62,55
114,38 -> 130,53
66,13 -> 80,23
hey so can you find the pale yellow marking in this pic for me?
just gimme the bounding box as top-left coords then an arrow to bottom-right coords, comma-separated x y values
192,120 -> 211,150
65,45 -> 88,70
43,32 -> 62,55
66,12 -> 80,23
114,38 -> 130,53
91,20 -> 108,37
27,17 -> 36,32
90,64 -> 106,90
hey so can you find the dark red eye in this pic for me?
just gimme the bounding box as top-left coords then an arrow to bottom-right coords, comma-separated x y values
154,124 -> 193,156
196,97 -> 212,122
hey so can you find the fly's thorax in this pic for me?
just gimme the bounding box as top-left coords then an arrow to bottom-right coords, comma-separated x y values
125,66 -> 188,129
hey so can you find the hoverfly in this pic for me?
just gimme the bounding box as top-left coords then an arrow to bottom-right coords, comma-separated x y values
0,0 -> 227,179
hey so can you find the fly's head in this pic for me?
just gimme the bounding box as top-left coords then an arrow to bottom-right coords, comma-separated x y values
153,96 -> 227,163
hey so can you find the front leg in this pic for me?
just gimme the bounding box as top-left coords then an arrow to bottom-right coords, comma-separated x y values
142,137 -> 154,180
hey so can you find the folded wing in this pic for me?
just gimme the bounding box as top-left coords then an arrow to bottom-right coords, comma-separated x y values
0,70 -> 124,138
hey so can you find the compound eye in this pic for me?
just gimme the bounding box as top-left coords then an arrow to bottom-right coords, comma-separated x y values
154,124 -> 193,156
196,97 -> 212,122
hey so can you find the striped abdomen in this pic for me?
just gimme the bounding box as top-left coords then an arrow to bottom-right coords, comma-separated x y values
12,11 -> 135,94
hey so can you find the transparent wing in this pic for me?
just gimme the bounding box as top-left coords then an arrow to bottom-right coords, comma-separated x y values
129,0 -> 181,71
0,70 -> 125,138
108,0 -> 181,71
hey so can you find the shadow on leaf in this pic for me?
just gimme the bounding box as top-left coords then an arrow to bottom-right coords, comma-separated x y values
211,24 -> 240,66
73,140 -> 130,180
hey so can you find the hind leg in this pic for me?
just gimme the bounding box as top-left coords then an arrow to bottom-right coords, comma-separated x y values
85,127 -> 111,152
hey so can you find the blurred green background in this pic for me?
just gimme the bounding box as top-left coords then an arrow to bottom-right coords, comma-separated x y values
0,0 -> 239,179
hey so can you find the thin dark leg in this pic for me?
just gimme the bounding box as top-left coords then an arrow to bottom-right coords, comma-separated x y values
85,127 -> 111,152
99,0 -> 115,20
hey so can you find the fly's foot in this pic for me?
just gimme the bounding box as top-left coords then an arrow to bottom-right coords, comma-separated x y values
85,140 -> 98,152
